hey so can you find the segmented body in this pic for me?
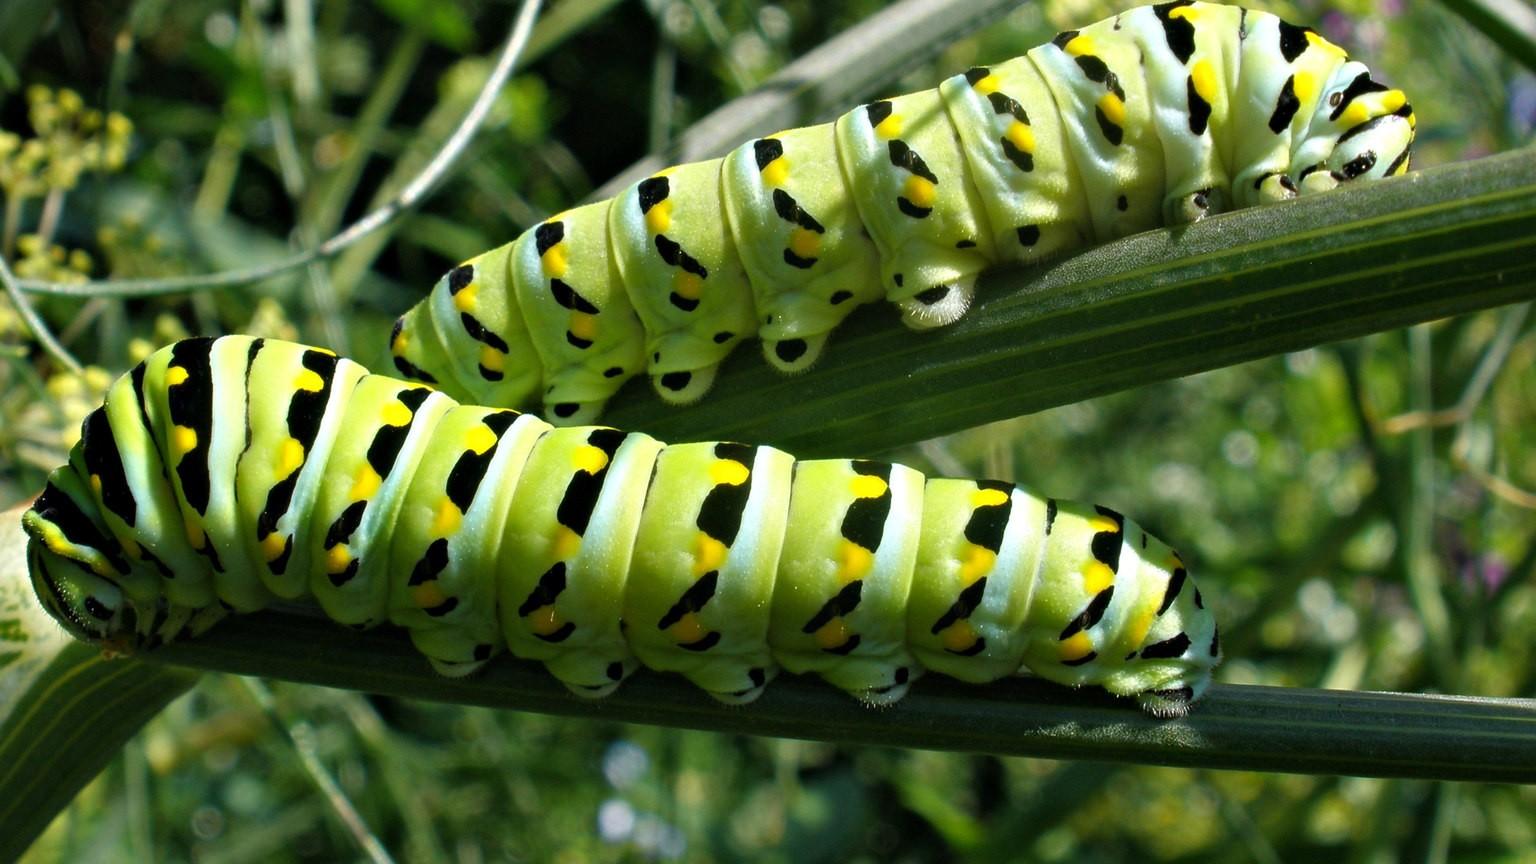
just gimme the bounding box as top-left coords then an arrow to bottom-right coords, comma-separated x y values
390,2 -> 1413,423
25,337 -> 1219,716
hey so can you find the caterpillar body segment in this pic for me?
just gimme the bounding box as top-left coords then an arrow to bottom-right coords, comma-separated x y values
25,337 -> 1220,716
390,2 -> 1414,421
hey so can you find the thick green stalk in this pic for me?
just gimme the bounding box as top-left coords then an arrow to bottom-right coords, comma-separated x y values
604,149 -> 1536,456
143,611 -> 1536,783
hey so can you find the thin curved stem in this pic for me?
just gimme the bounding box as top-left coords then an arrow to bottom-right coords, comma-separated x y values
13,0 -> 545,299
0,248 -> 83,375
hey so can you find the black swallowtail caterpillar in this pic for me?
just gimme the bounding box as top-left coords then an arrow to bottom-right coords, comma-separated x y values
389,2 -> 1414,423
24,337 -> 1218,716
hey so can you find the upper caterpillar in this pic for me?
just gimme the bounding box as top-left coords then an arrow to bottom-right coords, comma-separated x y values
389,2 -> 1415,423
23,336 -> 1218,717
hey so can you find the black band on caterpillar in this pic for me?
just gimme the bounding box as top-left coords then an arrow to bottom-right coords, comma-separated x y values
25,336 -> 1219,717
389,2 -> 1413,423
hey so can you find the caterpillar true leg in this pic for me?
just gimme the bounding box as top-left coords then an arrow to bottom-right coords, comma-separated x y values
26,336 -> 1221,717
389,3 -> 1413,423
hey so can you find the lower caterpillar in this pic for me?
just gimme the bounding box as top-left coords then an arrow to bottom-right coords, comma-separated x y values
23,336 -> 1219,717
389,2 -> 1413,423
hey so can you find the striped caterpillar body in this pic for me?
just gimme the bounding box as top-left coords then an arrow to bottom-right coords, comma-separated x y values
24,337 -> 1219,717
389,2 -> 1414,423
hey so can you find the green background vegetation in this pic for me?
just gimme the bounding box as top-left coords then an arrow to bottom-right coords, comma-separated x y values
1,0 -> 1533,860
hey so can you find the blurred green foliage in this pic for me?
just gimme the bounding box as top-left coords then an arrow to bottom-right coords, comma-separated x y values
2,0 -> 1533,861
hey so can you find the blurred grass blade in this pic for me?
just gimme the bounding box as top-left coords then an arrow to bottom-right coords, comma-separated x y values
1439,0 -> 1536,73
147,611 -> 1536,783
604,148 -> 1536,456
0,506 -> 199,862
594,0 -> 1021,197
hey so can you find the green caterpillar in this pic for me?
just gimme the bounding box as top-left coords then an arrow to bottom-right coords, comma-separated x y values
390,1 -> 1414,423
24,336 -> 1218,716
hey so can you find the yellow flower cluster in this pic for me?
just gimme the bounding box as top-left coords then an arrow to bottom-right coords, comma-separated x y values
11,233 -> 93,283
4,85 -> 134,195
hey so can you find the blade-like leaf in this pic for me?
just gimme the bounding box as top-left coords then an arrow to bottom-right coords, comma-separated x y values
0,507 -> 198,861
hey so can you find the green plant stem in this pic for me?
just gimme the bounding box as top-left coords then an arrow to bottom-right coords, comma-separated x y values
141,610 -> 1536,783
601,149 -> 1536,456
1439,0 -> 1536,74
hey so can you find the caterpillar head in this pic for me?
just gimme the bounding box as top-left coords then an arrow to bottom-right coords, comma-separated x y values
26,536 -> 135,647
1297,61 -> 1415,194
22,480 -> 140,648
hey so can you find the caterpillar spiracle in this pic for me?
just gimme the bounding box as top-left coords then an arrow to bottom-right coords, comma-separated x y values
389,2 -> 1414,423
24,337 -> 1219,717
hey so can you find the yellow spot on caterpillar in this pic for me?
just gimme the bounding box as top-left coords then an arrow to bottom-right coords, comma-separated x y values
838,540 -> 873,583
350,466 -> 382,500
1063,34 -> 1095,57
411,581 -> 447,610
1339,101 -> 1372,128
902,175 -> 936,209
970,487 -> 1009,508
1191,60 -> 1218,103
90,474 -> 103,496
1168,4 -> 1200,21
121,535 -> 141,558
479,346 -> 505,374
669,611 -> 707,644
1005,121 -> 1034,154
326,544 -> 352,574
938,619 -> 977,653
465,424 -> 497,456
874,112 -> 903,139
1305,30 -> 1347,58
541,242 -> 569,278
1059,630 -> 1094,663
552,526 -> 581,560
1169,553 -> 1185,571
528,605 -> 562,635
645,198 -> 673,234
260,531 -> 289,562
849,473 -> 888,499
813,617 -> 851,650
1392,153 -> 1411,175
433,498 -> 462,535
295,369 -> 325,392
760,157 -> 789,187
382,398 -> 414,427
694,533 -> 728,576
960,544 -> 995,583
392,327 -> 410,354
709,458 -> 750,487
1097,92 -> 1126,128
277,438 -> 305,477
970,73 -> 1000,95
184,518 -> 205,550
1382,90 -> 1406,113
452,281 -> 478,312
788,227 -> 821,260
569,312 -> 598,342
572,444 -> 610,475
1087,514 -> 1121,534
672,270 -> 703,300
1293,71 -> 1318,106
1083,560 -> 1115,595
1123,607 -> 1157,652
165,366 -> 189,386
170,425 -> 198,458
